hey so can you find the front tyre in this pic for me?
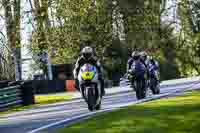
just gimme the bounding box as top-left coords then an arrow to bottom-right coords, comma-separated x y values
150,78 -> 160,95
87,88 -> 96,111
135,79 -> 146,100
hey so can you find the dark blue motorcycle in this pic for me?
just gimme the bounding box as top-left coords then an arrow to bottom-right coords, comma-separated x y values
128,60 -> 148,100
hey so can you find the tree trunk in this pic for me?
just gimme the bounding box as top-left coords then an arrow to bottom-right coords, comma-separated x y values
14,0 -> 22,80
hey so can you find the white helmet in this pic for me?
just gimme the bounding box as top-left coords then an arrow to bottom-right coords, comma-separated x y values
140,51 -> 147,58
81,46 -> 94,59
132,51 -> 140,60
140,51 -> 148,61
149,56 -> 153,60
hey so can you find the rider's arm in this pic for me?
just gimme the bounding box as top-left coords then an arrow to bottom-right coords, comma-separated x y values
155,60 -> 160,70
96,59 -> 103,74
94,57 -> 104,79
73,57 -> 81,79
127,61 -> 130,73
127,58 -> 133,72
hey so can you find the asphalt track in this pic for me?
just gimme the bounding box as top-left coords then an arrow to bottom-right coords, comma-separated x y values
0,80 -> 200,133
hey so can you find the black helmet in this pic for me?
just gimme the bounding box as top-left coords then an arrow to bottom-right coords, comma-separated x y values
81,46 -> 94,59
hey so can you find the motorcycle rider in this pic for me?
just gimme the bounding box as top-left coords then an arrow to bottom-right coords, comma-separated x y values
73,46 -> 105,96
127,51 -> 141,73
140,51 -> 160,82
139,51 -> 150,68
127,50 -> 149,92
149,56 -> 159,70
127,51 -> 145,84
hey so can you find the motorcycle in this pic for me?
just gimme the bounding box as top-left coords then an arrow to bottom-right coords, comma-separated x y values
148,63 -> 160,94
78,63 -> 102,111
128,60 -> 148,100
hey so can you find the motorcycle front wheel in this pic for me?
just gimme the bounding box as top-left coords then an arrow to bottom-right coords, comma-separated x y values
134,79 -> 147,100
150,78 -> 160,95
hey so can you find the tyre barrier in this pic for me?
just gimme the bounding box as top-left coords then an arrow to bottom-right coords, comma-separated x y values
0,81 -> 35,111
32,80 -> 114,94
32,80 -> 66,94
65,80 -> 114,92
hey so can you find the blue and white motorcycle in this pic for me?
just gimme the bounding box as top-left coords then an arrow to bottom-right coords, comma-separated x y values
78,64 -> 102,111
148,61 -> 160,94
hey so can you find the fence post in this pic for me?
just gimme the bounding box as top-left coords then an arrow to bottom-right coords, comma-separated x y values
20,81 -> 35,105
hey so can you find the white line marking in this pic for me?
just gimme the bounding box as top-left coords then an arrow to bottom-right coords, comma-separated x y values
27,108 -> 113,133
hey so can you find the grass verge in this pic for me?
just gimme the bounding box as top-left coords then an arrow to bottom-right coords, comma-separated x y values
59,91 -> 200,133
0,94 -> 72,116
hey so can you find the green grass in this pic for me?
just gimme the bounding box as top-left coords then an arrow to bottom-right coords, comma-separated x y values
0,94 -> 72,116
59,91 -> 200,133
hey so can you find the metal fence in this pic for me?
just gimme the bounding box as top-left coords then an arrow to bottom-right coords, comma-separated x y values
0,85 -> 22,110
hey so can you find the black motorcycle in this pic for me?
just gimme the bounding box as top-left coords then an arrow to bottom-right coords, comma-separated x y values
128,60 -> 148,100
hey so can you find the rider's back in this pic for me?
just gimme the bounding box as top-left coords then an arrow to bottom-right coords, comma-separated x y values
132,60 -> 146,78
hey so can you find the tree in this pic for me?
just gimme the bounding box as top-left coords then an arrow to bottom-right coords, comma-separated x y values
0,32 -> 14,80
2,0 -> 22,80
176,0 -> 200,76
27,0 -> 184,80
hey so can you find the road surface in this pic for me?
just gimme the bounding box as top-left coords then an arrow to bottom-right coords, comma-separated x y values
0,80 -> 200,133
